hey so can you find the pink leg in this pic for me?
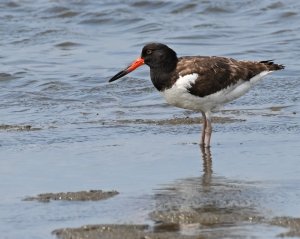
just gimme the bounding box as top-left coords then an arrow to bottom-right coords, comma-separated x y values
201,112 -> 207,146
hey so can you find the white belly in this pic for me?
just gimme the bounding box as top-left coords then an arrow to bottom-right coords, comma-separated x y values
161,71 -> 271,112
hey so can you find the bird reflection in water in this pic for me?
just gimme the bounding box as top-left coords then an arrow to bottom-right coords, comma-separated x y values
150,146 -> 265,238
200,145 -> 213,187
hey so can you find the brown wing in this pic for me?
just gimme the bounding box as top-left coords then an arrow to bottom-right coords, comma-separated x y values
176,56 -> 284,97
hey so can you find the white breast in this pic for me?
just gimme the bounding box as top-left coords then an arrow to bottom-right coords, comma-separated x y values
161,71 -> 272,112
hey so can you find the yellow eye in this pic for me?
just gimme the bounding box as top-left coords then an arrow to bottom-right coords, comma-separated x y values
146,49 -> 152,55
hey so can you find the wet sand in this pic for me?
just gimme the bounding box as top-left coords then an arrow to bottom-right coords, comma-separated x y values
53,218 -> 300,239
0,124 -> 41,131
115,116 -> 244,125
50,146 -> 300,239
20,138 -> 300,239
23,190 -> 119,203
0,116 -> 239,132
53,224 -> 199,239
1,106 -> 299,239
2,107 -> 299,238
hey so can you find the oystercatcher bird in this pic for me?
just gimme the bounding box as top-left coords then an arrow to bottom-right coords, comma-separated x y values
109,43 -> 284,147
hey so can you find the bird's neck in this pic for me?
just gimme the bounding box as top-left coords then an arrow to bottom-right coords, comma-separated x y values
150,57 -> 178,92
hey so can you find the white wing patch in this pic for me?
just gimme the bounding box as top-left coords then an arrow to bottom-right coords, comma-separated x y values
161,71 -> 272,112
161,73 -> 199,110
175,73 -> 198,89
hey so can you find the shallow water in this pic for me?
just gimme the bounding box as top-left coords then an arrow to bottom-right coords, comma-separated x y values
0,0 -> 300,238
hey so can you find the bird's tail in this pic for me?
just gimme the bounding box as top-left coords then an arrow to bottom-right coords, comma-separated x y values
259,60 -> 285,71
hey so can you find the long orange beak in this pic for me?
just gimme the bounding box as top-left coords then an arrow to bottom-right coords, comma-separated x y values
109,57 -> 144,82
